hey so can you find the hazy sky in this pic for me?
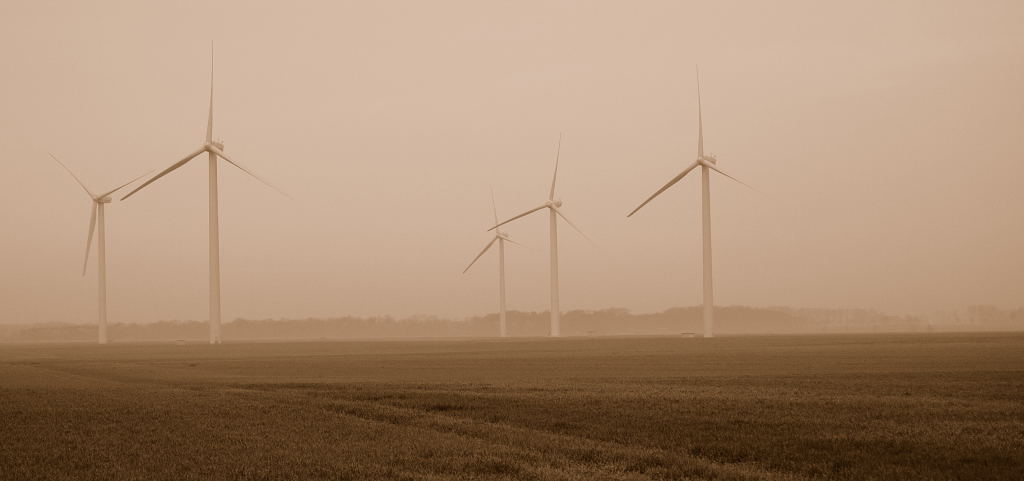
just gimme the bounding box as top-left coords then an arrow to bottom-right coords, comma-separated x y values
1,0 -> 1021,325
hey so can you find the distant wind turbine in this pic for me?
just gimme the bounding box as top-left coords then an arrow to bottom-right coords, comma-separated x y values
50,153 -> 149,344
463,190 -> 522,337
121,45 -> 287,345
490,134 -> 591,337
627,69 -> 753,338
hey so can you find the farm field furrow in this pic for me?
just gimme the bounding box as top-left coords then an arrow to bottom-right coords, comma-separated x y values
1,333 -> 1022,480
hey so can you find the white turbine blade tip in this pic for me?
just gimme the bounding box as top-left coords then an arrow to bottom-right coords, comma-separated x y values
555,208 -> 595,245
82,202 -> 97,275
549,133 -> 563,200
121,148 -> 205,200
627,160 -> 701,217
489,203 -> 548,231
703,161 -> 759,192
216,151 -> 291,199
463,237 -> 497,273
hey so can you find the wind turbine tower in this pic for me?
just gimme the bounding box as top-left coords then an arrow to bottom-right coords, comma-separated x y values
463,191 -> 521,337
491,134 -> 591,337
627,70 -> 753,338
121,45 -> 286,344
50,154 -> 148,344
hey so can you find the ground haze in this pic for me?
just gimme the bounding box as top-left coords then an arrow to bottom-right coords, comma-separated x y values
1,333 -> 1021,480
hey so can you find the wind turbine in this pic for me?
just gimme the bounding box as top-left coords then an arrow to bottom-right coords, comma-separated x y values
121,46 -> 286,345
627,69 -> 752,338
50,153 -> 149,344
463,190 -> 522,337
489,134 -> 591,337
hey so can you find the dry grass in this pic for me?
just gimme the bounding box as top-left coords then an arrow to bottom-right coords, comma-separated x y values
1,333 -> 1022,480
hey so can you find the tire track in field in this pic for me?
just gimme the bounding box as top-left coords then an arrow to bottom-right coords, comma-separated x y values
0,361 -> 133,388
3,359 -> 256,389
248,384 -> 809,481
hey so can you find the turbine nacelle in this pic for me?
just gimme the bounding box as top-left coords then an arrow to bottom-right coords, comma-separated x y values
207,140 -> 225,151
96,196 -> 112,204
702,154 -> 718,165
547,200 -> 563,208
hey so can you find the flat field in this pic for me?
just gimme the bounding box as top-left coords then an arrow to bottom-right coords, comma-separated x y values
1,333 -> 1021,480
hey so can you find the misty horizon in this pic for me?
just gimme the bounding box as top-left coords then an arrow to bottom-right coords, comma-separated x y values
2,1 -> 1022,327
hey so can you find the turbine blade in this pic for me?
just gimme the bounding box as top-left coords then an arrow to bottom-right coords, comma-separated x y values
120,147 -> 205,200
702,160 -> 758,192
490,187 -> 499,225
488,203 -> 548,231
627,160 -> 701,217
503,236 -> 525,248
696,66 -> 704,159
462,237 -> 497,274
207,43 -> 214,143
214,150 -> 292,199
82,202 -> 97,276
97,169 -> 157,199
554,208 -> 595,244
549,132 -> 562,200
49,153 -> 94,198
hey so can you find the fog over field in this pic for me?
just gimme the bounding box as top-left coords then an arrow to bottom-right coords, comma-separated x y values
1,1 -> 1022,329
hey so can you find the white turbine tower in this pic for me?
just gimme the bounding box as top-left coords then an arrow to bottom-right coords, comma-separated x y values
121,46 -> 286,345
50,153 -> 149,344
463,191 -> 522,337
627,70 -> 752,338
490,134 -> 591,337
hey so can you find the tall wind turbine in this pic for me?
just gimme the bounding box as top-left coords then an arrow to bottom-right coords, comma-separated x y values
627,69 -> 752,338
490,134 -> 591,337
50,153 -> 149,344
463,191 -> 522,337
121,46 -> 286,345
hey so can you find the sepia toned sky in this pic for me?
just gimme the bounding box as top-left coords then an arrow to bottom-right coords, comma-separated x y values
1,0 -> 1021,325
